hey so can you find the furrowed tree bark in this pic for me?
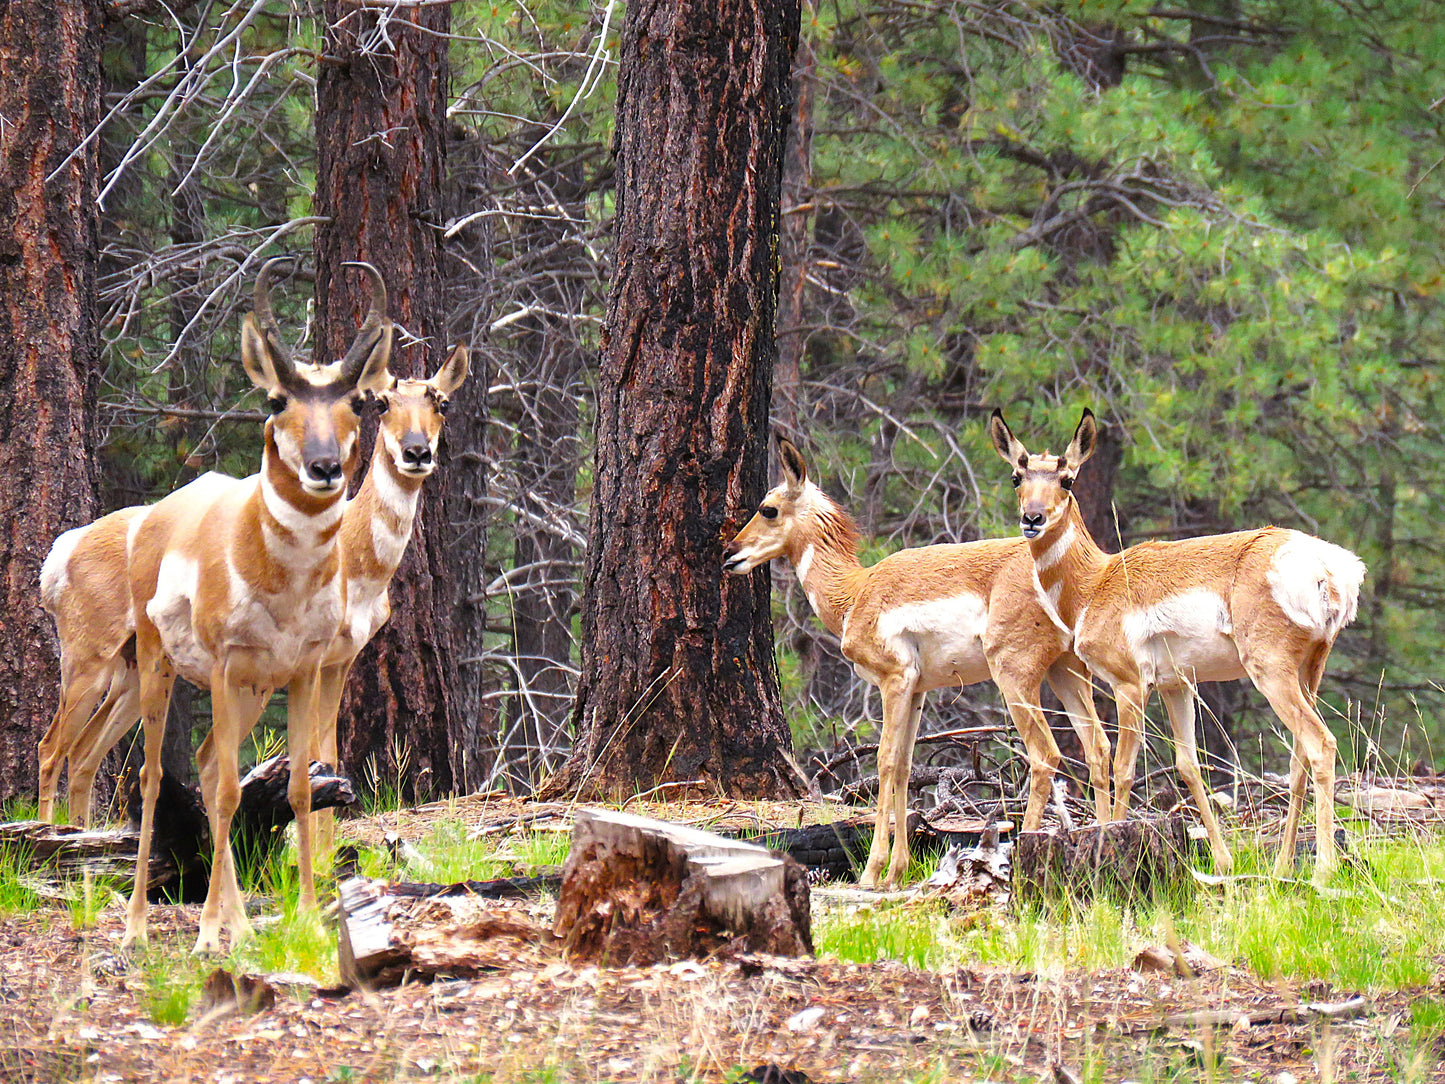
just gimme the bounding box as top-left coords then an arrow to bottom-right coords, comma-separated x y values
0,0 -> 103,803
315,0 -> 461,800
542,0 -> 803,800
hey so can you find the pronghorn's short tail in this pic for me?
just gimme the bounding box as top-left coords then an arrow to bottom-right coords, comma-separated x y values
1268,532 -> 1367,640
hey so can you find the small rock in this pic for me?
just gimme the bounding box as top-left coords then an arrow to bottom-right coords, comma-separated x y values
785,1005 -> 825,1032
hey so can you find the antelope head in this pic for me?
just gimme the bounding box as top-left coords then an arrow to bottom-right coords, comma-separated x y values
723,437 -> 813,574
241,258 -> 395,496
374,345 -> 470,479
989,408 -> 1097,539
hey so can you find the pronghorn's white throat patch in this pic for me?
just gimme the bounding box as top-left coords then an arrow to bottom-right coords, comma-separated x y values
1037,523 -> 1076,573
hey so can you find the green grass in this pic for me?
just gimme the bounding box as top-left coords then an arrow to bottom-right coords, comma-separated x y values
814,832 -> 1445,994
0,840 -> 44,916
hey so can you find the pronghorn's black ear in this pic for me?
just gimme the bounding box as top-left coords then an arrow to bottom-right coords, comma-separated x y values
1066,408 -> 1097,468
777,436 -> 807,494
989,410 -> 1027,468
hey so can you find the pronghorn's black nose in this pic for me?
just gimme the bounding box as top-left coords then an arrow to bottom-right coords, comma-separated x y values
401,439 -> 432,469
310,457 -> 343,484
1021,511 -> 1046,538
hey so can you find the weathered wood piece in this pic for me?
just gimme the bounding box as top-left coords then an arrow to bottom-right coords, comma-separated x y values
337,875 -> 556,989
1013,814 -> 1195,905
553,808 -> 812,965
1162,996 -> 1371,1030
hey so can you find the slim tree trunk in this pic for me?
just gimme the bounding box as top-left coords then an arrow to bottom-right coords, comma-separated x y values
542,0 -> 803,800
315,0 -> 461,800
0,0 -> 103,803
507,135 -> 587,783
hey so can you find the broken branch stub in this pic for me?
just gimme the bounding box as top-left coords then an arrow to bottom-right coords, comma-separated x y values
553,808 -> 812,966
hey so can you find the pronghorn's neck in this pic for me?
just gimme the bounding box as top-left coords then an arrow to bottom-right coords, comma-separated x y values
253,432 -> 347,580
343,444 -> 425,581
789,487 -> 867,637
1027,498 -> 1107,632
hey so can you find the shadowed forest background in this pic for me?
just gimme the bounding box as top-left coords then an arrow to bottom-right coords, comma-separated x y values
7,0 -> 1445,806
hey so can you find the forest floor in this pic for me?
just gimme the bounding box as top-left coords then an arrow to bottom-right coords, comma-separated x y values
0,798 -> 1442,1083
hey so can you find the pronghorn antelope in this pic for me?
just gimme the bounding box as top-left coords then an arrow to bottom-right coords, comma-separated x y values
36,349 -> 468,842
37,506 -> 145,825
989,409 -> 1365,882
122,257 -> 394,952
273,343 -> 469,856
724,437 -> 1111,888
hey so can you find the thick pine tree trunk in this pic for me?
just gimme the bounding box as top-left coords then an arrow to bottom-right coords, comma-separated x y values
0,0 -> 103,803
543,0 -> 803,800
314,0 -> 462,800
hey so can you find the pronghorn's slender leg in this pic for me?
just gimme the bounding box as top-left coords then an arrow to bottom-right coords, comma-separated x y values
66,669 -> 141,828
1158,686 -> 1233,872
1047,660 -> 1112,823
995,674 -> 1060,833
861,669 -> 921,888
1247,660 -> 1340,883
884,688 -> 927,886
122,625 -> 175,949
287,664 -> 323,912
195,660 -> 268,954
1275,745 -> 1309,878
309,662 -> 349,859
1111,684 -> 1149,821
36,677 -> 109,823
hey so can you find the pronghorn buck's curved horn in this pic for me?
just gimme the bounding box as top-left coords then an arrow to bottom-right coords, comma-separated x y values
251,256 -> 298,376
337,261 -> 392,390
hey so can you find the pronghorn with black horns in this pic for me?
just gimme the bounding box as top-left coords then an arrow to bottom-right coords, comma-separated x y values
36,347 -> 469,846
724,435 -> 1111,888
989,408 -> 1365,883
123,256 -> 394,951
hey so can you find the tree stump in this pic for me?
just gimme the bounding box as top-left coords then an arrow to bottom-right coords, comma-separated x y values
553,809 -> 812,966
1012,814 -> 1195,906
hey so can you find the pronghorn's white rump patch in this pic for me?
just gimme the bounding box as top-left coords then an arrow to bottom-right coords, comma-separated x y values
1267,532 -> 1367,638
40,525 -> 87,612
1120,589 -> 1240,685
875,592 -> 992,687
1036,523 -> 1076,573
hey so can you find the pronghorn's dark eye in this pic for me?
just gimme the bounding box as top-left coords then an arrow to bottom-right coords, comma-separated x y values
266,395 -> 287,415
436,397 -> 451,416
760,506 -> 779,520
1060,475 -> 1075,491
1010,474 -> 1022,488
375,396 -> 391,415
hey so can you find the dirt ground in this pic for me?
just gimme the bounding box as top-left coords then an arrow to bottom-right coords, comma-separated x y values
1,800 -> 1442,1083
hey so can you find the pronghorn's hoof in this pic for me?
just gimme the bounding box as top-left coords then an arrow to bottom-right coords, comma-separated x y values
119,928 -> 147,951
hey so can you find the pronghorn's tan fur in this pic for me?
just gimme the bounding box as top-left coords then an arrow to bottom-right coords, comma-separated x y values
989,409 -> 1366,883
121,258 -> 394,952
37,507 -> 145,825
724,437 -> 1111,888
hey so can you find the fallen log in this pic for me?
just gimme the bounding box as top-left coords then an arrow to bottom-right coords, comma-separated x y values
0,756 -> 356,900
553,808 -> 812,966
1162,996 -> 1371,1030
723,812 -> 1006,882
1013,814 -> 1196,906
337,875 -> 557,988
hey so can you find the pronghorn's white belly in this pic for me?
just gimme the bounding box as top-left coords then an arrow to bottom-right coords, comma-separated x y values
1117,589 -> 1243,689
873,592 -> 992,690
